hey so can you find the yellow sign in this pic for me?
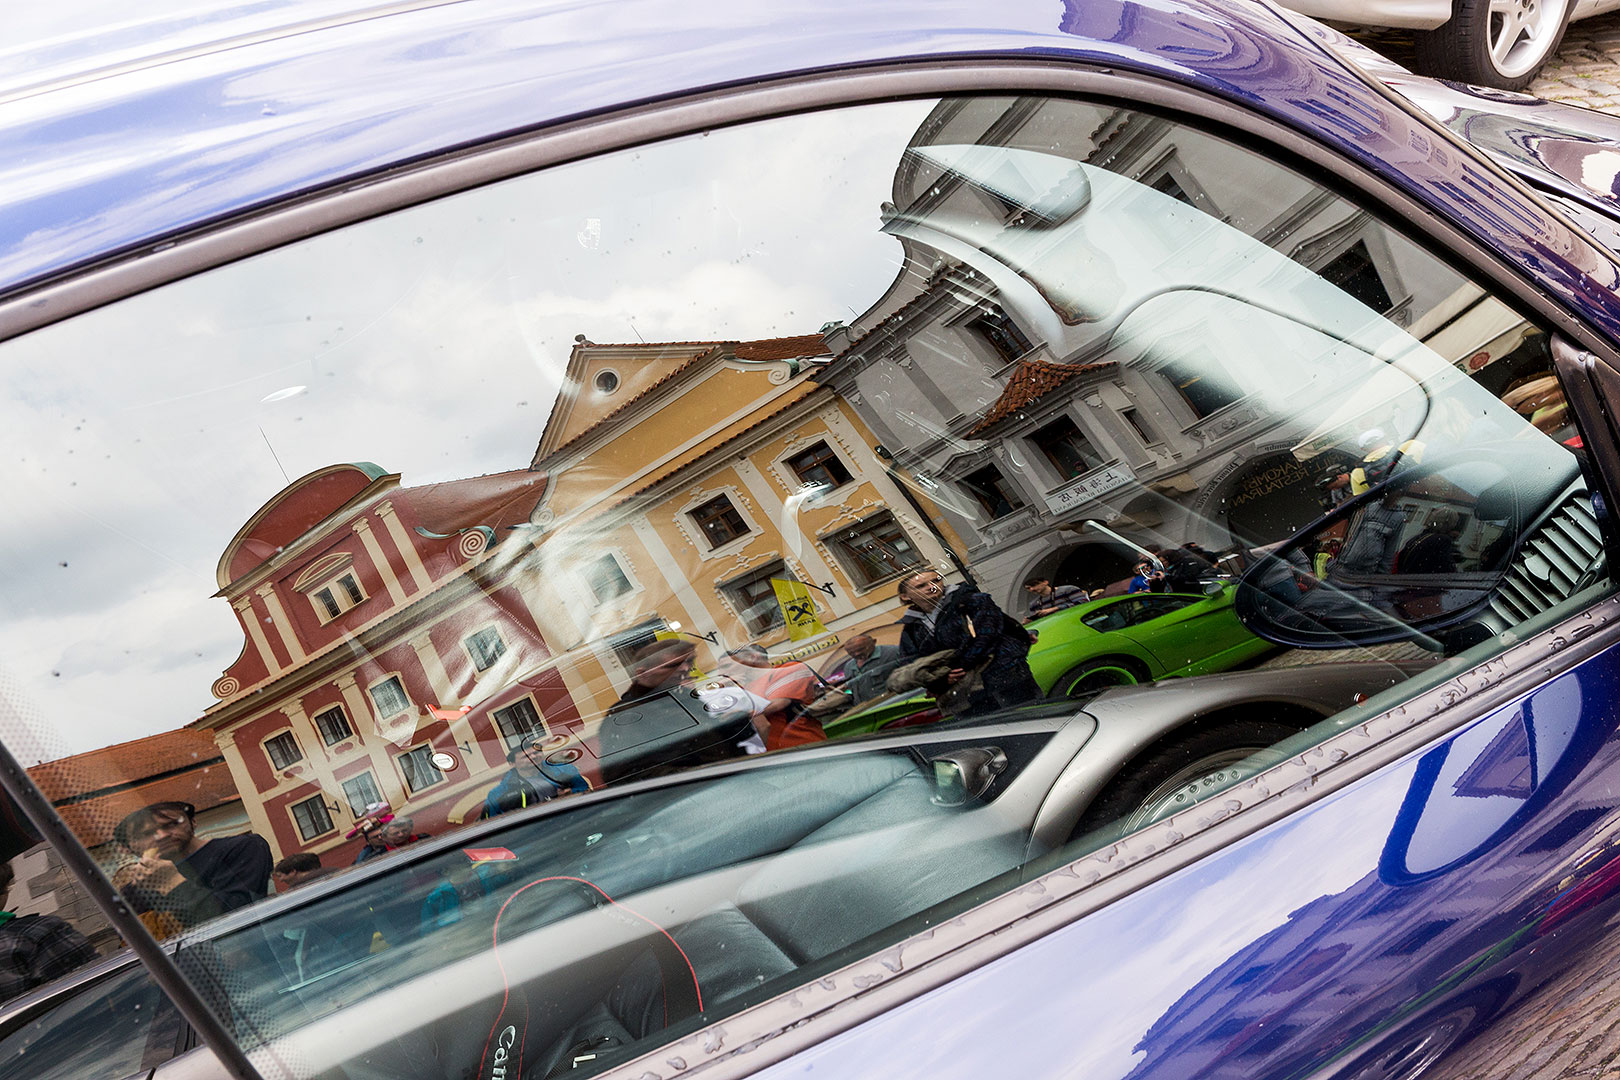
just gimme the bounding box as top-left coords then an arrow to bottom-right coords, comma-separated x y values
771,579 -> 828,641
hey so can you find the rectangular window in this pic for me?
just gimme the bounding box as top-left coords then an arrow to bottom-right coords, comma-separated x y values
1162,356 -> 1243,418
397,746 -> 444,793
492,699 -> 545,749
264,731 -> 302,770
689,495 -> 749,548
784,442 -> 852,490
1120,408 -> 1154,445
465,626 -> 507,671
312,705 -> 353,746
341,771 -> 383,816
369,676 -> 410,718
960,465 -> 1026,520
965,308 -> 1032,364
587,555 -> 634,602
608,619 -> 667,668
1318,239 -> 1394,314
1151,172 -> 1193,204
290,796 -> 333,841
723,562 -> 794,635
1030,416 -> 1102,480
310,571 -> 366,622
828,512 -> 923,588
313,588 -> 342,620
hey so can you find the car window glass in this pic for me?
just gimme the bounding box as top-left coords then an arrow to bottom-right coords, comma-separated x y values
0,94 -> 1609,1078
0,962 -> 183,1080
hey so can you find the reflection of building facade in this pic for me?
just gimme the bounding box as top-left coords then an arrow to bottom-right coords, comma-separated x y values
193,463 -> 581,861
818,97 -> 1524,611
518,334 -> 961,714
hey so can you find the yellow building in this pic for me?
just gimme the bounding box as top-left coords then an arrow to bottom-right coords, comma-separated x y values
519,333 -> 963,719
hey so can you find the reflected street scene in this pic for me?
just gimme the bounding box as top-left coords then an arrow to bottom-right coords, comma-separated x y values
0,91 -> 1607,1078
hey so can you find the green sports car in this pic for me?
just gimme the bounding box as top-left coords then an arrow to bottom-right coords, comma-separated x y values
823,586 -> 1274,738
1026,586 -> 1275,698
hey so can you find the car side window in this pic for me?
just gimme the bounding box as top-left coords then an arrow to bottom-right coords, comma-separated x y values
0,963 -> 183,1080
1124,597 -> 1191,623
0,92 -> 1609,1079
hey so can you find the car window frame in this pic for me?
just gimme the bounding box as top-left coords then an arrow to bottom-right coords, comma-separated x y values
5,58 -> 1620,1080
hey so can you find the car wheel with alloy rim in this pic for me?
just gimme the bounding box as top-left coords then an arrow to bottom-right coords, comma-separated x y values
1412,0 -> 1572,91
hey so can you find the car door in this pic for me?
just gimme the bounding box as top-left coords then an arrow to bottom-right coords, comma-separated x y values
6,13 -> 1620,1080
1106,593 -> 1250,676
0,956 -> 187,1080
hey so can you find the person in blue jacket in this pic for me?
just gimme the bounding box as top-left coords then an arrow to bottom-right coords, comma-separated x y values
481,734 -> 591,818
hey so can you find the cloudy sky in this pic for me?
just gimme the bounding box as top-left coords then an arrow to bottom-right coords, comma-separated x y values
0,98 -> 935,763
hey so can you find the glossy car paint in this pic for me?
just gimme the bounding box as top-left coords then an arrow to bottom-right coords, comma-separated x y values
3,0 -> 1620,355
1300,19 -> 1620,219
747,639 -> 1620,1080
7,3 -> 1620,1080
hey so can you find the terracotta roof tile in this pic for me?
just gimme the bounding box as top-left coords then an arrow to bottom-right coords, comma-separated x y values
30,729 -> 224,803
29,729 -> 241,849
965,359 -> 1117,437
55,769 -> 241,850
580,334 -> 831,360
404,468 -> 548,536
733,335 -> 833,361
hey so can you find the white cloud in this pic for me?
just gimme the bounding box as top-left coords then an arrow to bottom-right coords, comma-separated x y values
0,96 -> 931,761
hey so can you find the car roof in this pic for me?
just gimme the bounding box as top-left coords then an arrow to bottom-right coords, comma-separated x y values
4,0 -> 1619,350
0,0 -> 1349,301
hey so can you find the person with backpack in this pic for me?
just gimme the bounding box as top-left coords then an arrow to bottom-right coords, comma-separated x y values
482,734 -> 592,819
896,570 -> 1042,715
0,861 -> 97,1003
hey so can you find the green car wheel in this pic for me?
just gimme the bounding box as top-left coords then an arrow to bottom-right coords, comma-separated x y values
1050,657 -> 1149,699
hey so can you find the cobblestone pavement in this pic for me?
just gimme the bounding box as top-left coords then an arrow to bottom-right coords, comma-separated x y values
1534,12 -> 1620,113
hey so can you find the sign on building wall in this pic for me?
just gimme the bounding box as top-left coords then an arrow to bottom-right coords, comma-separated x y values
771,579 -> 829,641
1043,463 -> 1135,515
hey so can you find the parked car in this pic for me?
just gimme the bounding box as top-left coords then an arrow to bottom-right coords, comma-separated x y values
1026,586 -> 1277,697
820,586 -> 1273,735
1273,0 -> 1620,90
0,661 -> 1424,1078
10,2 -> 1620,1080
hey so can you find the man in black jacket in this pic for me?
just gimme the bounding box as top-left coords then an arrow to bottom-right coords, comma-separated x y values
897,570 -> 1042,714
114,801 -> 272,932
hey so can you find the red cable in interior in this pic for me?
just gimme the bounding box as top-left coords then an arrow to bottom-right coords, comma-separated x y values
477,874 -> 704,1079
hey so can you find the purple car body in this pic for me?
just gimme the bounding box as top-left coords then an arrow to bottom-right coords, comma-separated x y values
9,3 -> 1620,1080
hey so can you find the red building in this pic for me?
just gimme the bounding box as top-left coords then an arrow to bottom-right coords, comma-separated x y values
193,462 -> 585,863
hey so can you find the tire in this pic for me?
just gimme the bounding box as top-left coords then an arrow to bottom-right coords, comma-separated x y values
1412,0 -> 1572,91
1073,719 -> 1300,839
1048,656 -> 1149,699
1330,978 -> 1516,1080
